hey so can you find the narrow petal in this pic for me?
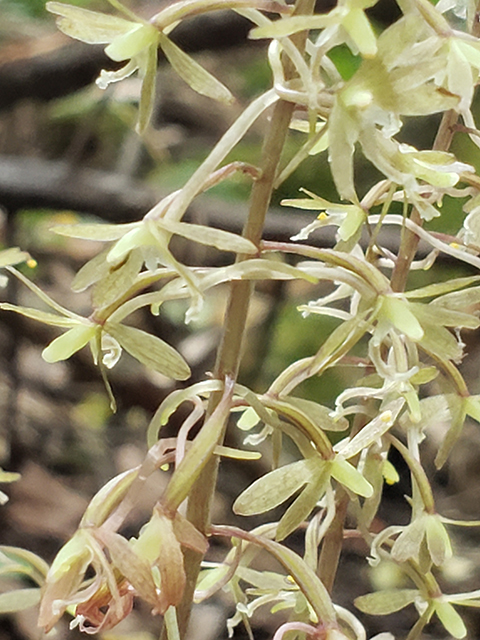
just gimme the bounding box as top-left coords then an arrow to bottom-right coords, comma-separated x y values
46,2 -> 134,44
105,24 -> 159,62
42,325 -> 98,363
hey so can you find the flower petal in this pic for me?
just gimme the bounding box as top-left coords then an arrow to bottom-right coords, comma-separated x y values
42,325 -> 98,363
158,32 -> 234,104
46,2 -> 134,44
105,24 -> 159,62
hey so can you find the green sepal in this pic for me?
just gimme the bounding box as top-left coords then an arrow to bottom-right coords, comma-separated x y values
434,600 -> 467,639
163,378 -> 234,510
233,458 -> 318,516
0,247 -> 31,268
46,2 -> 134,44
0,546 -> 49,585
53,222 -> 138,241
105,321 -> 191,380
330,457 -> 373,498
158,32 -> 234,104
42,324 -> 98,363
378,296 -> 424,342
137,41 -> 158,134
154,218 -> 256,255
0,304 -> 78,328
276,464 -> 330,541
355,588 -> 419,615
80,468 -> 139,528
405,276 -> 480,300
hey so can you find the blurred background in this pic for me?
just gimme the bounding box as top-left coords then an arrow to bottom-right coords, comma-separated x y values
2,1 -> 480,639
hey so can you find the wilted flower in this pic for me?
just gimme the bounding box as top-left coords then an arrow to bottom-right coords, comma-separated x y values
38,485 -> 207,634
38,527 -> 158,634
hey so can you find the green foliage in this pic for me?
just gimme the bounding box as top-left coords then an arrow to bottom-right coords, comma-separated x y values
4,0 -> 480,638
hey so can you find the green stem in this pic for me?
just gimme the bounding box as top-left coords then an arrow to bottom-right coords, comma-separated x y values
166,2 -> 316,636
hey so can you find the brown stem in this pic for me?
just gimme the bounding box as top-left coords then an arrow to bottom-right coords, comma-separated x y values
390,109 -> 458,293
166,2 -> 316,636
317,489 -> 349,592
316,398 -> 374,591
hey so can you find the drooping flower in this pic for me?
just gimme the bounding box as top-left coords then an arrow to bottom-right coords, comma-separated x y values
46,1 -> 235,132
355,588 -> 467,639
391,511 -> 453,567
38,468 -> 208,634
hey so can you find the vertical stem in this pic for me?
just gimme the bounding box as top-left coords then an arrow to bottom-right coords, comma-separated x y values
390,109 -> 458,293
318,110 -> 459,597
316,401 -> 373,591
317,489 -> 349,592
169,2 -> 316,636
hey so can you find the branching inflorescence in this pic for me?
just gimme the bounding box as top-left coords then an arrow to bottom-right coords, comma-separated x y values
3,0 -> 480,638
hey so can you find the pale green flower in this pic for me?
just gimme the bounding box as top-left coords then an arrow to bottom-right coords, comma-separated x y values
46,1 -> 234,132
391,512 -> 452,567
251,0 -> 378,58
356,589 -> 467,639
284,188 -> 366,242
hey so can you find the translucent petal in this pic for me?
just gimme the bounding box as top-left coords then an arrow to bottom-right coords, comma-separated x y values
233,459 -> 318,515
355,589 -> 419,615
105,24 -> 159,62
42,325 -> 98,363
391,517 -> 426,563
46,2 -> 134,44
330,457 -> 373,498
105,322 -> 190,380
341,8 -> 377,57
96,60 -> 139,90
434,601 -> 467,639
425,515 -> 452,566
158,32 -> 234,104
